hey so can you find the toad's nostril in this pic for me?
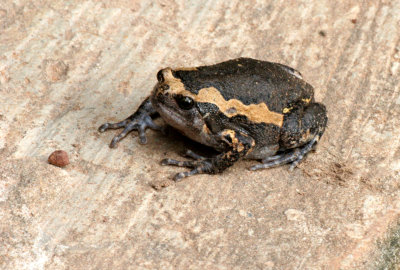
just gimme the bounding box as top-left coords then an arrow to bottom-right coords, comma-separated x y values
157,84 -> 169,94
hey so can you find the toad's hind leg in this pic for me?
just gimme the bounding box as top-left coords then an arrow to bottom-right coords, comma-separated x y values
250,136 -> 318,171
250,102 -> 327,171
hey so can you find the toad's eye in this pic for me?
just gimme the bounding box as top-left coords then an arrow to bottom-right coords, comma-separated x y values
157,70 -> 164,82
175,95 -> 194,110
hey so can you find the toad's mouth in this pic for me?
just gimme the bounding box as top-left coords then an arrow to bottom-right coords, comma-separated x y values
152,98 -> 218,148
155,101 -> 188,130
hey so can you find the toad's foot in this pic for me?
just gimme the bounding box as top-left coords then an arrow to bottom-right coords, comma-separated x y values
161,129 -> 255,181
161,150 -> 211,181
182,149 -> 207,160
99,114 -> 162,147
161,157 -> 213,181
249,136 -> 319,171
98,97 -> 162,147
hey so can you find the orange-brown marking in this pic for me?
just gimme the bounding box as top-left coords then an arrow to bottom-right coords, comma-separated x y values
161,69 -> 284,127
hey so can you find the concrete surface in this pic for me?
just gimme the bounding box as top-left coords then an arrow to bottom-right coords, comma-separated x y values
1,0 -> 400,269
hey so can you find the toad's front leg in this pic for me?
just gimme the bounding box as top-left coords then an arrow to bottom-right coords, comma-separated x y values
161,129 -> 255,181
98,97 -> 162,147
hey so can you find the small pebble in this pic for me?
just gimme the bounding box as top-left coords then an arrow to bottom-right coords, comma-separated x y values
318,30 -> 326,37
48,150 -> 69,167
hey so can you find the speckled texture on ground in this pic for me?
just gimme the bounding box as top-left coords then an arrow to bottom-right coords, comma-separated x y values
1,1 -> 400,269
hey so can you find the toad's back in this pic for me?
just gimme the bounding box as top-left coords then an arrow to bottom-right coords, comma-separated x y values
172,57 -> 315,113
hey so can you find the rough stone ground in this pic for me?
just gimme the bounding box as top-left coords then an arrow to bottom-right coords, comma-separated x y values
1,1 -> 400,269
